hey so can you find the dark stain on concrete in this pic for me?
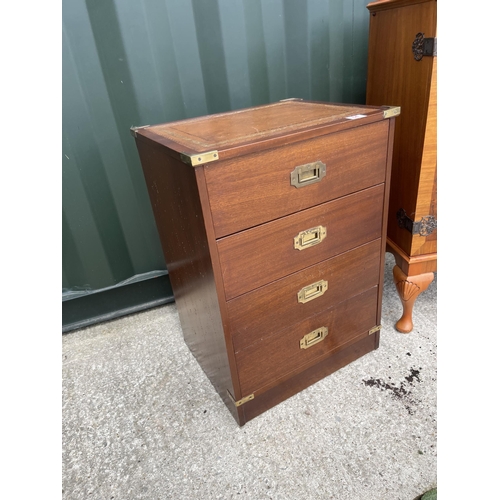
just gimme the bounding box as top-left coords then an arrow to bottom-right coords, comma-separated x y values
405,367 -> 421,384
363,366 -> 422,415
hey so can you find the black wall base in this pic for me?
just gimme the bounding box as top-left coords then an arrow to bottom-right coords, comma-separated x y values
62,275 -> 174,334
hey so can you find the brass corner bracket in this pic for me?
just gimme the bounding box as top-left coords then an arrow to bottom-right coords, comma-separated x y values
130,125 -> 150,138
227,390 -> 255,407
180,150 -> 219,166
382,106 -> 401,119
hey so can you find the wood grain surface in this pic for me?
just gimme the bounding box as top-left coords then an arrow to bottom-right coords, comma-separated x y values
217,184 -> 385,300
140,100 -> 378,151
236,287 -> 378,395
366,0 -> 437,257
133,99 -> 395,425
205,121 -> 388,237
135,140 -> 240,421
228,240 -> 381,351
241,333 -> 378,423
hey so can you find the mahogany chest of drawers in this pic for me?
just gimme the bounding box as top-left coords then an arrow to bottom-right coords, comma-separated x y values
132,99 -> 398,426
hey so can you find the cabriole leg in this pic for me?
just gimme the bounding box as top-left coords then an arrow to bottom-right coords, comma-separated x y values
393,266 -> 434,333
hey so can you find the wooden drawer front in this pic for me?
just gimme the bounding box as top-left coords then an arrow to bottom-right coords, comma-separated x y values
236,287 -> 378,395
218,184 -> 385,300
229,240 -> 381,352
205,121 -> 389,238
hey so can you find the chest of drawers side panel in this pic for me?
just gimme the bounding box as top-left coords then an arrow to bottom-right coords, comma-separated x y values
134,138 -> 243,423
375,115 -> 397,337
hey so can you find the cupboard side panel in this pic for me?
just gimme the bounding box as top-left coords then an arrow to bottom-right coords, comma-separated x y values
366,1 -> 436,256
411,57 -> 437,257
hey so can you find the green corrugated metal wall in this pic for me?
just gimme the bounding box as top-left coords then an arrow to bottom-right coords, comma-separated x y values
62,0 -> 371,331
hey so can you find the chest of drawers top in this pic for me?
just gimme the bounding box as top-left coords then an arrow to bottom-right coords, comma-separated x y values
132,99 -> 398,426
134,98 -> 394,166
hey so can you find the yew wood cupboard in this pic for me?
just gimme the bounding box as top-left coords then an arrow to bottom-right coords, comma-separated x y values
366,0 -> 437,333
132,99 -> 398,425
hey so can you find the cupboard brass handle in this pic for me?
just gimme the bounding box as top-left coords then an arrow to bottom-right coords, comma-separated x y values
300,327 -> 328,349
297,279 -> 328,304
293,225 -> 326,251
290,161 -> 326,188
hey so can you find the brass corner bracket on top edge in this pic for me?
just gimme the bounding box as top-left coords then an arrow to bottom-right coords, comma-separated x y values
382,106 -> 401,119
180,150 -> 219,166
130,125 -> 150,138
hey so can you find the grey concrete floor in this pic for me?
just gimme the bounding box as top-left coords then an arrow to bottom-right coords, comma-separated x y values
62,253 -> 437,500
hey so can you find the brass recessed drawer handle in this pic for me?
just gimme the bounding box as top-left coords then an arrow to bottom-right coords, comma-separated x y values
294,225 -> 327,250
290,161 -> 326,188
297,279 -> 328,304
300,327 -> 328,349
